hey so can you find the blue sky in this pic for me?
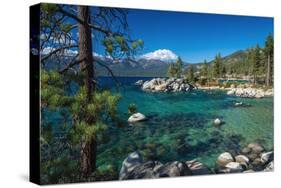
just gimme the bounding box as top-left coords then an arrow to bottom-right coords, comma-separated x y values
43,6 -> 273,64
123,9 -> 273,63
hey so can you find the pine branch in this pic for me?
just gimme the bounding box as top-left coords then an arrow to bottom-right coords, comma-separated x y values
96,60 -> 121,88
41,44 -> 78,62
59,56 -> 85,74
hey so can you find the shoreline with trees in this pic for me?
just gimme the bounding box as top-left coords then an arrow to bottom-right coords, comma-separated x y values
138,33 -> 274,95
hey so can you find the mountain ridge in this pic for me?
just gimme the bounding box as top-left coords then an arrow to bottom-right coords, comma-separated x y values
96,49 -> 248,77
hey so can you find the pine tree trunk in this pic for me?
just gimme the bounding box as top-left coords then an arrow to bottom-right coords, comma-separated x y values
77,5 -> 97,176
266,55 -> 270,86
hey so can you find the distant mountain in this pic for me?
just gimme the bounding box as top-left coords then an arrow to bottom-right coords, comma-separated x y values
209,50 -> 248,65
43,48 -> 249,77
96,57 -> 172,77
96,49 -> 248,77
96,49 -> 183,77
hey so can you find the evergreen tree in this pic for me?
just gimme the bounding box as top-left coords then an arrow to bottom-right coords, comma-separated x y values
40,4 -> 143,181
175,57 -> 184,78
221,65 -> 227,78
264,34 -> 274,86
167,63 -> 177,78
200,60 -> 208,78
213,53 -> 222,79
167,57 -> 184,78
251,45 -> 261,84
185,64 -> 194,82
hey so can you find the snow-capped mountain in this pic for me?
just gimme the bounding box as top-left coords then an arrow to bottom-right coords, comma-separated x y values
95,49 -> 180,77
140,49 -> 178,62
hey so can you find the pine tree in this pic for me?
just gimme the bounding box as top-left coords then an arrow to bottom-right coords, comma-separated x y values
251,45 -> 261,84
175,57 -> 184,78
167,63 -> 177,78
40,4 -> 143,181
185,64 -> 194,83
221,65 -> 227,78
201,60 -> 208,78
167,57 -> 184,78
213,53 -> 222,79
264,34 -> 274,86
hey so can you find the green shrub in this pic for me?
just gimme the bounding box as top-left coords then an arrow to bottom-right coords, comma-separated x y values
224,82 -> 232,88
198,78 -> 207,86
128,103 -> 137,115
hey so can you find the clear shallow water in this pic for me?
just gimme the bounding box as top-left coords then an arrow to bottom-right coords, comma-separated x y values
97,77 -> 273,169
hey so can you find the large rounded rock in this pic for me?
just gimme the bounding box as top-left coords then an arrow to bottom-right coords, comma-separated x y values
247,143 -> 264,154
225,162 -> 244,173
216,152 -> 234,167
120,161 -> 163,179
261,151 -> 273,164
128,113 -> 146,123
157,161 -> 191,177
264,161 -> 274,172
243,169 -> 255,173
119,151 -> 143,180
214,118 -> 222,126
264,89 -> 273,96
234,102 -> 243,107
247,153 -> 259,161
235,155 -> 249,164
235,155 -> 249,169
135,80 -> 144,86
154,83 -> 167,91
141,77 -> 193,92
186,159 -> 211,175
227,89 -> 235,95
241,147 -> 251,155
251,158 -> 263,171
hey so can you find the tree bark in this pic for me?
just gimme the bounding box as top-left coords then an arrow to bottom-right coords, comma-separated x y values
77,5 -> 97,176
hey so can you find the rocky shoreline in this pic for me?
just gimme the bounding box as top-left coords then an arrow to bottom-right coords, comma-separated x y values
119,142 -> 273,180
135,78 -> 273,99
226,87 -> 273,98
136,78 -> 194,92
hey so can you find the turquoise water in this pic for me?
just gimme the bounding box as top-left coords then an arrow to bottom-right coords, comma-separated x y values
97,77 -> 273,169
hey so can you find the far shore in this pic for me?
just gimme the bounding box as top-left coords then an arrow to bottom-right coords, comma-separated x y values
135,77 -> 274,98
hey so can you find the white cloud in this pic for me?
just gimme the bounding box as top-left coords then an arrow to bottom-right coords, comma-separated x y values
41,46 -> 53,55
140,49 -> 178,62
41,46 -> 78,56
40,34 -> 76,45
93,52 -> 104,58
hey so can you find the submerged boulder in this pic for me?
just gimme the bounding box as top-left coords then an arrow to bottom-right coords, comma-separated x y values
119,152 -> 195,180
247,143 -> 264,154
186,159 -> 211,175
264,161 -> 274,172
261,151 -> 273,164
234,102 -> 243,107
135,80 -> 144,86
157,161 -> 191,177
128,113 -> 146,123
216,152 -> 234,168
235,155 -> 249,164
119,151 -> 143,180
214,118 -> 222,126
235,155 -> 249,169
225,162 -> 244,173
120,161 -> 163,179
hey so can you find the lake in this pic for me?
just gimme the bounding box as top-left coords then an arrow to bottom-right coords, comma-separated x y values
96,77 -> 273,170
